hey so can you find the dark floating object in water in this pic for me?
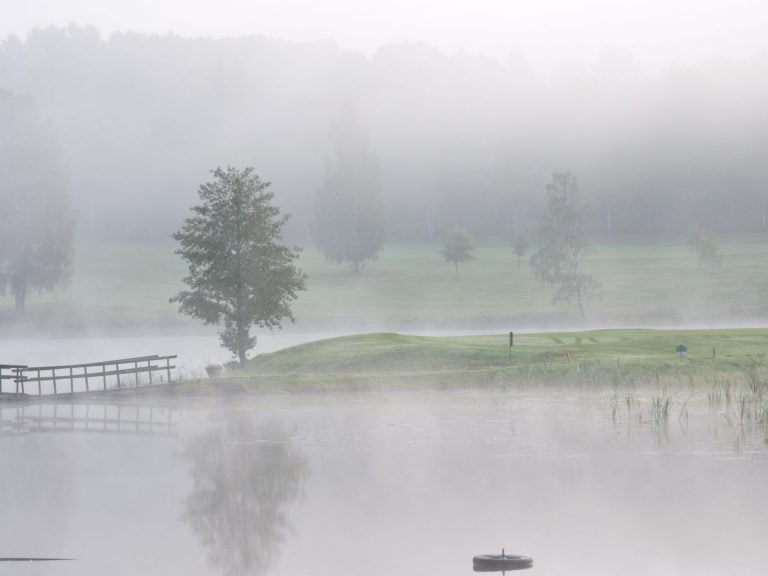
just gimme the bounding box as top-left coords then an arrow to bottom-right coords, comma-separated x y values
473,548 -> 533,572
0,558 -> 74,562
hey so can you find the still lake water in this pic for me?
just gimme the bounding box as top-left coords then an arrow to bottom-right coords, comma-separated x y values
2,387 -> 767,576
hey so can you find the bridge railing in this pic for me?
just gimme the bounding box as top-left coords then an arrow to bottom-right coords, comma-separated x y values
2,356 -> 177,396
0,365 -> 27,395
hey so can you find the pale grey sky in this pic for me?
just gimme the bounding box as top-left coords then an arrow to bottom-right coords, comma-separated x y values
2,0 -> 768,76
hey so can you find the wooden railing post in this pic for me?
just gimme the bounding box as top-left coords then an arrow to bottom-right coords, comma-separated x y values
69,367 -> 74,394
102,364 -> 107,391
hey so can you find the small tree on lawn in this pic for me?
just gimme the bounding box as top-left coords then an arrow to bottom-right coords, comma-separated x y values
530,171 -> 601,318
440,227 -> 476,278
171,166 -> 307,365
688,224 -> 723,270
512,232 -> 529,270
0,91 -> 76,315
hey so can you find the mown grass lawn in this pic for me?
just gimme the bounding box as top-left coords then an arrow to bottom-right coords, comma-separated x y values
242,328 -> 768,387
2,236 -> 768,330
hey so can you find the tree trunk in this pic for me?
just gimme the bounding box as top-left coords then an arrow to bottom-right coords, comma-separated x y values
576,286 -> 585,319
237,321 -> 248,366
235,284 -> 248,366
14,283 -> 26,317
454,262 -> 459,279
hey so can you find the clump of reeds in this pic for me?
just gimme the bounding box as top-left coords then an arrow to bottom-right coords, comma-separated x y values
649,391 -> 672,426
707,377 -> 732,411
745,364 -> 768,400
625,393 -> 635,419
483,366 -> 501,384
735,391 -> 751,426
678,392 -> 692,429
708,382 -> 723,410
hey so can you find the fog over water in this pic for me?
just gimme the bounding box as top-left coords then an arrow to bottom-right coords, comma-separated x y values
2,390 -> 766,575
0,332 -> 341,375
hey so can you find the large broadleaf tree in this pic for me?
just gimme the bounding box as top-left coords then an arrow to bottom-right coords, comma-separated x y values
172,166 -> 306,365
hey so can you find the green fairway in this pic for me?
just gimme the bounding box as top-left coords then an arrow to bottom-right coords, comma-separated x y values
290,238 -> 768,327
241,328 -> 768,387
2,237 -> 768,331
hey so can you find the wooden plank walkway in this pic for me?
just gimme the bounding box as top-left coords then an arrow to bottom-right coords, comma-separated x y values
0,355 -> 177,397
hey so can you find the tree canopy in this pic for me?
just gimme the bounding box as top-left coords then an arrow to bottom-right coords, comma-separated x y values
688,224 -> 723,270
312,120 -> 385,272
440,227 -> 476,278
530,171 -> 600,318
171,167 -> 306,364
0,90 -> 76,315
512,232 -> 529,270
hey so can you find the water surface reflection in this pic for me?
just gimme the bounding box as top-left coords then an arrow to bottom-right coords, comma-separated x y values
1,389 -> 766,576
183,412 -> 309,576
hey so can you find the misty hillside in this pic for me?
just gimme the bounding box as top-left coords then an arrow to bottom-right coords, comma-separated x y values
2,25 -> 768,243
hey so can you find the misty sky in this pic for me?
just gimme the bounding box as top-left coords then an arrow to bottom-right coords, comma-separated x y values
3,0 -> 768,77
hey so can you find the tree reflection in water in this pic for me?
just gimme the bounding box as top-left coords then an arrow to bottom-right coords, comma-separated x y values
183,413 -> 309,576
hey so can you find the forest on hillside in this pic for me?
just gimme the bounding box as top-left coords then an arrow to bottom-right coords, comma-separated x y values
2,25 -> 767,243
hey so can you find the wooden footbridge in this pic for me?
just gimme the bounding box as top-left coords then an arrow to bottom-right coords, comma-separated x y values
0,355 -> 178,398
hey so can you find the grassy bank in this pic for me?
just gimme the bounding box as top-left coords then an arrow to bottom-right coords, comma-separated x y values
236,329 -> 768,389
2,237 -> 768,333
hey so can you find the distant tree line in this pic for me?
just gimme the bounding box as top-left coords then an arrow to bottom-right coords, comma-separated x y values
2,26 -> 768,244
